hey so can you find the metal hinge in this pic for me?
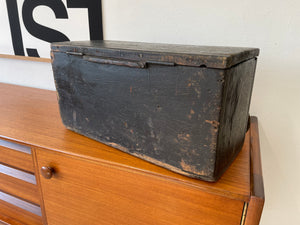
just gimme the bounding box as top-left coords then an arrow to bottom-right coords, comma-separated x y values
66,51 -> 84,56
146,61 -> 175,66
83,56 -> 147,68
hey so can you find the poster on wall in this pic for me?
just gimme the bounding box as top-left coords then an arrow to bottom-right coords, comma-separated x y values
1,0 -> 103,60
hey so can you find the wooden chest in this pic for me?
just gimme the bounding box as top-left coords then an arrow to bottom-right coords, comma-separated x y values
51,41 -> 259,181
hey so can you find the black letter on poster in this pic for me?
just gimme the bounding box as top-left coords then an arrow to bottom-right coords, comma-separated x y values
6,0 -> 25,56
67,0 -> 103,40
22,0 -> 70,57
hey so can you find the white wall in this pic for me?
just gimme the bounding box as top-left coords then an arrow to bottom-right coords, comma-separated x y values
1,0 -> 300,224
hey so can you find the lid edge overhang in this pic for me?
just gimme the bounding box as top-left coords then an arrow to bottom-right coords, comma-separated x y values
51,40 -> 259,69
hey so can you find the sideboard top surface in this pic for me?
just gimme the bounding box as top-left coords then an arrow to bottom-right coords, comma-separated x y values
0,83 -> 251,201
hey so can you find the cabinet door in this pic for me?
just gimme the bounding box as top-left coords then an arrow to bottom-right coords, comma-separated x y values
36,149 -> 244,225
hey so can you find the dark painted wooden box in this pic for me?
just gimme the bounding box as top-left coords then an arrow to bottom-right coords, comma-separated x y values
51,40 -> 259,182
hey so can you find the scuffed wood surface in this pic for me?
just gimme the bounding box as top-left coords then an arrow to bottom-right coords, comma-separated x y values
215,58 -> 257,178
53,50 -> 226,181
52,39 -> 257,181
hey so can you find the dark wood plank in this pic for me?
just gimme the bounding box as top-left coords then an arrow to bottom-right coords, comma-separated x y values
0,164 -> 36,185
53,51 -> 226,181
245,117 -> 265,225
51,40 -> 257,182
215,58 -> 257,178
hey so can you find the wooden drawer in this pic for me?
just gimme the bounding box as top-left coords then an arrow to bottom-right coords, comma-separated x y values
37,149 -> 244,225
0,139 -> 34,173
0,164 -> 39,205
0,191 -> 42,225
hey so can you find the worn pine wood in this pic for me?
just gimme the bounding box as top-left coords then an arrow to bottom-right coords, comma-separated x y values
0,144 -> 34,173
0,83 -> 250,201
245,117 -> 265,225
51,41 -> 258,181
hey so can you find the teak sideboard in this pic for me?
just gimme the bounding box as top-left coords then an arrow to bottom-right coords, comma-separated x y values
0,83 -> 264,225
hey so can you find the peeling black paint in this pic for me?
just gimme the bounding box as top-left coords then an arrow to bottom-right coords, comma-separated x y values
51,41 -> 258,182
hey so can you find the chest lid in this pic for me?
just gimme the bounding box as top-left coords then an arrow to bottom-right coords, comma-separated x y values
51,40 -> 259,69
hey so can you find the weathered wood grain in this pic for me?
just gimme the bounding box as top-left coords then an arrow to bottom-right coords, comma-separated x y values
51,40 -> 258,181
51,40 -> 259,69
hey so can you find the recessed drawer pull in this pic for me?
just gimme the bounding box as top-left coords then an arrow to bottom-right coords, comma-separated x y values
0,164 -> 36,185
0,191 -> 42,216
0,139 -> 34,173
0,139 -> 31,154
